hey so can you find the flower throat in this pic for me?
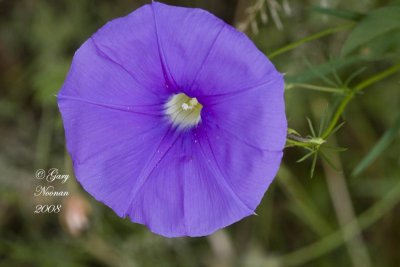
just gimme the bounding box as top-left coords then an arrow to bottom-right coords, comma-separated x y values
165,93 -> 203,129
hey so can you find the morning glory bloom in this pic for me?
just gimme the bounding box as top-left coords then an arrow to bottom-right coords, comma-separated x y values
57,2 -> 286,237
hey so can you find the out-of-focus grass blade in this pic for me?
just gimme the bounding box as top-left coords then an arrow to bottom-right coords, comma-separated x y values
323,145 -> 348,152
342,5 -> 400,56
352,114 -> 400,177
277,165 -> 334,236
320,150 -> 340,171
311,6 -> 365,21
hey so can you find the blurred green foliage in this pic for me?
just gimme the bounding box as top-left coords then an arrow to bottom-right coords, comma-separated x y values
0,0 -> 399,267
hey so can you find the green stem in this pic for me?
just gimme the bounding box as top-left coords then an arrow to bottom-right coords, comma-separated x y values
268,24 -> 354,59
321,91 -> 355,139
286,83 -> 347,94
322,63 -> 400,139
286,138 -> 311,148
354,63 -> 400,92
286,133 -> 325,148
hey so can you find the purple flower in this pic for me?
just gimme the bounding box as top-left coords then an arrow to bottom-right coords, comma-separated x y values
57,2 -> 286,237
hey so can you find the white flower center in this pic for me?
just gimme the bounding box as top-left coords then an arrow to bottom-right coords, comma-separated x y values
165,93 -> 203,129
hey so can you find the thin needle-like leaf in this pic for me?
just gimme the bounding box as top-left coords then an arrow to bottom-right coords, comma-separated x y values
329,121 -> 346,137
323,145 -> 348,152
297,150 -> 316,163
345,66 -> 367,86
318,107 -> 329,137
304,58 -> 337,87
307,117 -> 316,137
330,57 -> 344,86
310,152 -> 318,178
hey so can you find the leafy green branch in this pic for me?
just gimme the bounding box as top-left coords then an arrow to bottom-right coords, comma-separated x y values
285,63 -> 400,177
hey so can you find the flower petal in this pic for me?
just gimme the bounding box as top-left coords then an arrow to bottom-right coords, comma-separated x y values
59,38 -> 166,107
198,126 -> 283,211
201,76 -> 287,152
126,131 -> 254,237
189,23 -> 281,97
58,36 -> 175,219
151,2 -> 225,91
91,4 -> 170,96
59,99 -> 171,218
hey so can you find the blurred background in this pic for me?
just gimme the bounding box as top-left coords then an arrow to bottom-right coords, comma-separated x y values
1,0 -> 399,266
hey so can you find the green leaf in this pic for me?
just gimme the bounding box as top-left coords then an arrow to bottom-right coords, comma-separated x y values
311,6 -> 365,21
285,56 -> 363,84
362,28 -> 400,58
342,5 -> 400,56
352,114 -> 400,177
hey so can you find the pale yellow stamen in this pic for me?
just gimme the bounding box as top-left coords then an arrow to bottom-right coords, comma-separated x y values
165,93 -> 203,129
